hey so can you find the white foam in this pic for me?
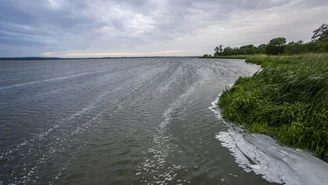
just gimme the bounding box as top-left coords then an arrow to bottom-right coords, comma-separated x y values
208,83 -> 233,119
137,85 -> 195,184
0,69 -> 110,91
210,92 -> 328,185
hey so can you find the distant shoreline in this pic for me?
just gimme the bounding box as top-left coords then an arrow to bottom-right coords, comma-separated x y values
0,56 -> 200,60
199,55 -> 248,59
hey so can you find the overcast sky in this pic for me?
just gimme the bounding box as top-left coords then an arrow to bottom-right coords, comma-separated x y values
0,0 -> 327,57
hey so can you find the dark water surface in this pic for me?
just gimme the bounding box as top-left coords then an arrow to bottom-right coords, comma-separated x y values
0,58 -> 276,185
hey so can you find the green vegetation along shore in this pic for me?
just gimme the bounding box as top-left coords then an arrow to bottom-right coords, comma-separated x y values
218,54 -> 328,162
202,23 -> 328,162
202,24 -> 328,58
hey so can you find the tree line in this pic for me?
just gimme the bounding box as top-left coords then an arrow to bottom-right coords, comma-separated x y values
203,24 -> 328,57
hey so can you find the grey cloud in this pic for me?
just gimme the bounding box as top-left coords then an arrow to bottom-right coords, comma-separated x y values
0,0 -> 327,57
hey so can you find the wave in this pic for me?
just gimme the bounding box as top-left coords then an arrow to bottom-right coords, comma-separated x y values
137,85 -> 195,184
0,69 -> 110,91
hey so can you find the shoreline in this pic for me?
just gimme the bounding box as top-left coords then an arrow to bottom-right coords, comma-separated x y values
217,54 -> 328,162
210,57 -> 328,185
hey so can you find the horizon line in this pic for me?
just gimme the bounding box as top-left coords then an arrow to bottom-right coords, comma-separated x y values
0,55 -> 201,60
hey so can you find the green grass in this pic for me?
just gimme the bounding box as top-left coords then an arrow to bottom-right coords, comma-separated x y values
218,54 -> 328,162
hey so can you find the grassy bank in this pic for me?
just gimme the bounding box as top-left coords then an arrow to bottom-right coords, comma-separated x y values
218,54 -> 328,162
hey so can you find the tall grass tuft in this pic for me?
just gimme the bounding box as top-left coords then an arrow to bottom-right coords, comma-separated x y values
218,54 -> 328,162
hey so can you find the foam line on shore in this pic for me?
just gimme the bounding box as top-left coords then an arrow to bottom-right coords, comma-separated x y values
210,88 -> 328,185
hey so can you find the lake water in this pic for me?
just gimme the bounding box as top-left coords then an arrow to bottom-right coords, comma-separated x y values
0,58 -> 326,185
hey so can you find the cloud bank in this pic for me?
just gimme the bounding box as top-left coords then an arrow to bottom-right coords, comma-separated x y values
0,0 -> 327,57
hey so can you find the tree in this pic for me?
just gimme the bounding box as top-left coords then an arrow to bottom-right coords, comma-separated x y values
214,47 -> 219,56
266,37 -> 286,55
285,42 -> 306,54
240,45 -> 256,55
268,37 -> 286,46
256,44 -> 266,54
214,45 -> 223,57
222,47 -> 235,56
312,24 -> 328,41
